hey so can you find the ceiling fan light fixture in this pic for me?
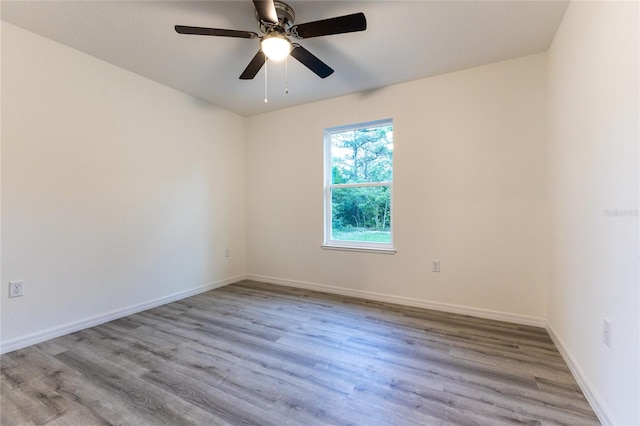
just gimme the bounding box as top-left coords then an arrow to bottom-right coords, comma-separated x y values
261,33 -> 291,61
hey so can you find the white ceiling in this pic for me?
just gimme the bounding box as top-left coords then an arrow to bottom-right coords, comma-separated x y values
1,1 -> 569,116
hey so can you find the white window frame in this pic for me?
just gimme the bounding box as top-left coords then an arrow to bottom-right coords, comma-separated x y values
323,118 -> 395,254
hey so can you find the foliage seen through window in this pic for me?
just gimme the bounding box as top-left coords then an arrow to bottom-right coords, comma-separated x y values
326,121 -> 393,247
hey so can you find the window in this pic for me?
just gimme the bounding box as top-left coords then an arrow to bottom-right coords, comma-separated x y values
324,119 -> 394,252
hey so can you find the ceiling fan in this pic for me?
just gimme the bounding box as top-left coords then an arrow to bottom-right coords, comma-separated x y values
175,0 -> 367,80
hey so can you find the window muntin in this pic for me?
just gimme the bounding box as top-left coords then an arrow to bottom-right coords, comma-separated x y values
324,119 -> 394,251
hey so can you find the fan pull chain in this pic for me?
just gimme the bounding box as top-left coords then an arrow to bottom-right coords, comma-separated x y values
285,55 -> 289,95
264,57 -> 268,103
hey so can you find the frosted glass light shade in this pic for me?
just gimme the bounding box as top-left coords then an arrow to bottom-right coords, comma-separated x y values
261,34 -> 291,61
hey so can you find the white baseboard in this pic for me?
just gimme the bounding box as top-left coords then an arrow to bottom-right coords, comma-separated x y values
546,323 -> 615,426
0,275 -> 245,355
245,274 -> 546,328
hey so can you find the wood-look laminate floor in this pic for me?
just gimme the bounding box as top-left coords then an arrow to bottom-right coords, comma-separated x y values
1,280 -> 599,426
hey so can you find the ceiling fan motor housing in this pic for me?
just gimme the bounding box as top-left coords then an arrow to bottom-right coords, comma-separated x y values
256,0 -> 295,33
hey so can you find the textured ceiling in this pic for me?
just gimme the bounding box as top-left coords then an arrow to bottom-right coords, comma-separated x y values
1,1 -> 569,116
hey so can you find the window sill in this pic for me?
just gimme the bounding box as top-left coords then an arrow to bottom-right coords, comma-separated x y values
321,245 -> 397,255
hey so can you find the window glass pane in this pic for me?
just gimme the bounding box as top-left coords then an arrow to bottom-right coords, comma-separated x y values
331,186 -> 391,243
331,125 -> 393,184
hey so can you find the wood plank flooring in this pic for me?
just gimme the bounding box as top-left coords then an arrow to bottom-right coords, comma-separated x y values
1,280 -> 599,425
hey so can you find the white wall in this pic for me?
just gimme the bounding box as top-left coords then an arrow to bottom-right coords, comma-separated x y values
546,2 -> 639,425
1,23 -> 246,351
245,53 -> 549,323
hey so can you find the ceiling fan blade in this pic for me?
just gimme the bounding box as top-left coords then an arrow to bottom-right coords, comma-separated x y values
240,50 -> 267,80
290,45 -> 334,79
175,25 -> 258,39
253,0 -> 278,24
290,13 -> 366,39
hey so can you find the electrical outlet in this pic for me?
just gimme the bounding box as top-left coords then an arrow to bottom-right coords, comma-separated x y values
603,319 -> 611,348
432,260 -> 441,273
9,280 -> 24,298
